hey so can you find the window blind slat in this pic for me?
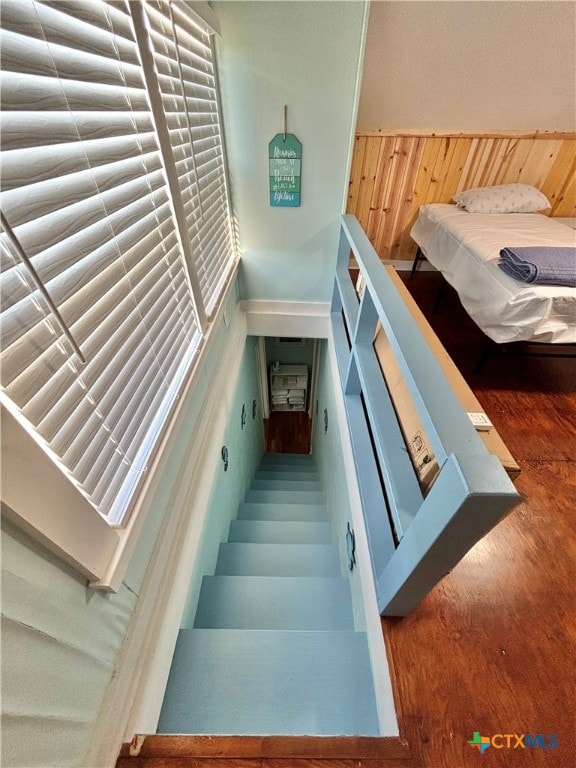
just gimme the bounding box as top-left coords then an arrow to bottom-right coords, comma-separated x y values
144,0 -> 235,313
92,334 -> 196,510
1,111 -> 156,152
0,71 -> 149,114
23,240 -> 195,439
0,0 -> 205,524
0,0 -> 233,526
6,229 -> 191,408
0,134 -> 159,191
0,28 -> 143,87
2,184 -> 169,315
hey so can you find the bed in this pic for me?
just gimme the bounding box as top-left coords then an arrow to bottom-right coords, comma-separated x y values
410,204 -> 576,345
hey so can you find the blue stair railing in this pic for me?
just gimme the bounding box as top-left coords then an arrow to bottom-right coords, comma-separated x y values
332,215 -> 521,616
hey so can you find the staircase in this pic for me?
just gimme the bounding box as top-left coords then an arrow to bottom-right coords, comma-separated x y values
157,452 -> 380,736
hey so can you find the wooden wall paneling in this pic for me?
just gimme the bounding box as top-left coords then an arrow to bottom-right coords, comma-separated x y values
458,137 -> 491,191
371,136 -> 401,252
431,137 -> 458,201
480,138 -> 506,187
377,137 -> 406,259
557,169 -> 576,217
482,138 -> 504,187
436,138 -> 472,203
413,137 -> 443,203
499,139 -> 535,185
429,137 -> 452,201
519,140 -> 564,191
366,136 -> 394,244
422,137 -> 448,204
390,138 -> 423,259
347,135 -> 367,217
356,136 -> 382,231
542,140 -> 576,216
396,138 -> 444,261
490,138 -> 514,185
391,150 -> 417,260
389,137 -> 425,260
348,133 -> 576,262
409,138 -> 444,204
497,138 -> 522,184
378,137 -> 418,259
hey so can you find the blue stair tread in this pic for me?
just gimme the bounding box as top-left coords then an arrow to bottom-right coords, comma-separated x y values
193,576 -> 353,630
229,520 -> 332,544
258,463 -> 318,474
246,489 -> 325,505
250,478 -> 322,492
260,453 -> 316,466
237,502 -> 327,522
157,629 -> 380,736
215,543 -> 341,576
255,469 -> 320,481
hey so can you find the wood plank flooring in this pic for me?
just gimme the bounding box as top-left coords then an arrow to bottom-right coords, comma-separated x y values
384,272 -> 576,767
116,735 -> 412,767
265,411 -> 312,454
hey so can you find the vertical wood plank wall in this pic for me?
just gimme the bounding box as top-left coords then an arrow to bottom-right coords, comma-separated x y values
347,132 -> 576,262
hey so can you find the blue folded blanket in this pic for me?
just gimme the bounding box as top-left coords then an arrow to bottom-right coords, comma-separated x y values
498,246 -> 576,287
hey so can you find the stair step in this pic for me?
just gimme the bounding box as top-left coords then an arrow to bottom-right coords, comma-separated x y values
228,520 -> 332,544
258,463 -> 318,474
118,735 -> 410,762
260,452 -> 316,466
255,469 -> 320,481
215,543 -> 342,576
237,502 -> 327,522
193,576 -> 354,630
157,629 -> 380,736
246,488 -> 324,505
250,478 -> 322,492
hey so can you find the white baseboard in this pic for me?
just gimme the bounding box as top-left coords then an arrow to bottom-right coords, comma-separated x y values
350,257 -> 437,272
241,300 -> 331,338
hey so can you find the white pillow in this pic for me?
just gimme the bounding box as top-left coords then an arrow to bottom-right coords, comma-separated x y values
452,183 -> 550,214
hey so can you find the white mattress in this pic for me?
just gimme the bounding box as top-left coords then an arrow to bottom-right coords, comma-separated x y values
411,204 -> 576,344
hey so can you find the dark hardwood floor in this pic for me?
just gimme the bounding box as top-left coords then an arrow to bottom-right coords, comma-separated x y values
265,410 -> 312,454
384,271 -> 576,767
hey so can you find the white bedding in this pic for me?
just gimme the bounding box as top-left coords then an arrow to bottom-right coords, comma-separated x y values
410,204 -> 576,344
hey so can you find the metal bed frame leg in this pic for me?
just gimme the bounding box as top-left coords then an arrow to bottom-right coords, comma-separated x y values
410,247 -> 424,278
432,281 -> 447,314
473,341 -> 496,373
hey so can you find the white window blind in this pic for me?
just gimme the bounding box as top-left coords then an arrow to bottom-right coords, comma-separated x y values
143,0 -> 236,316
0,0 -> 235,525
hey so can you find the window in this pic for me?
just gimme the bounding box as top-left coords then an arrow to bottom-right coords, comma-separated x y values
0,0 -> 236,576
143,0 -> 236,316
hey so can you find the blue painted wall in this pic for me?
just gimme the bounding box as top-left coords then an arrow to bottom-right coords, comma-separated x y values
265,337 -> 315,369
215,1 -> 367,303
312,340 -> 366,631
179,335 -> 265,629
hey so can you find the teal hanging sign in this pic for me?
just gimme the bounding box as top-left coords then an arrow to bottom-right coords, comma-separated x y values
269,133 -> 301,207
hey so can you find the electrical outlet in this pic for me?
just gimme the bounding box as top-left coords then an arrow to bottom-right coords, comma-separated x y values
467,412 -> 493,431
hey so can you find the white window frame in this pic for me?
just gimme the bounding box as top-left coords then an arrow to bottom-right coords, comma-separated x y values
0,0 -> 237,590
